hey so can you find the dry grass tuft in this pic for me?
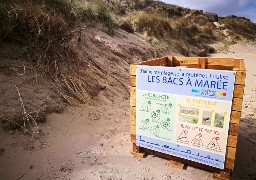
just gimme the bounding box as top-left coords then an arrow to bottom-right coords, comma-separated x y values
53,75 -> 93,107
127,11 -> 172,37
0,0 -> 116,75
0,0 -> 77,75
219,16 -> 256,41
7,86 -> 41,137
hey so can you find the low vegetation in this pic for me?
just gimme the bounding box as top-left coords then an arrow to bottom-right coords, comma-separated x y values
219,15 -> 256,41
1,0 -> 256,131
1,0 -> 255,70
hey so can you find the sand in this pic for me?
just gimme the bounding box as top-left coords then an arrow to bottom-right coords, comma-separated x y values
0,39 -> 256,180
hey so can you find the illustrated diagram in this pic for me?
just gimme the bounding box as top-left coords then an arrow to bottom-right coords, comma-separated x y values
191,133 -> 203,147
202,111 -> 212,126
136,90 -> 176,142
140,119 -> 150,130
177,130 -> 189,144
151,110 -> 161,122
141,101 -> 152,112
180,106 -> 199,116
214,113 -> 226,128
179,114 -> 198,124
179,105 -> 199,125
206,137 -> 221,152
160,118 -> 172,131
161,103 -> 172,114
150,125 -> 160,137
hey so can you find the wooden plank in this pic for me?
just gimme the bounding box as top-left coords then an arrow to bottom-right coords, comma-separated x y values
227,135 -> 238,148
207,58 -> 236,67
176,66 -> 188,68
239,59 -> 246,71
229,123 -> 239,136
233,85 -> 244,99
225,158 -> 235,169
131,143 -> 146,158
130,57 -> 168,76
220,169 -> 232,179
234,58 -> 243,69
173,57 -> 199,65
234,71 -> 246,85
130,76 -> 136,87
130,106 -> 136,126
130,124 -> 136,134
167,56 -> 173,67
167,160 -> 185,169
131,134 -> 136,143
206,65 -> 234,71
138,57 -> 167,66
132,143 -> 141,153
173,64 -> 200,68
226,147 -> 236,159
199,57 -> 206,69
230,111 -> 241,124
130,64 -> 137,75
232,98 -> 243,111
130,96 -> 136,107
130,87 -> 136,97
131,151 -> 146,158
131,107 -> 136,117
130,116 -> 136,126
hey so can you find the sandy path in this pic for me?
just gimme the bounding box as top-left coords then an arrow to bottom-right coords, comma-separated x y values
210,44 -> 256,179
0,43 -> 256,180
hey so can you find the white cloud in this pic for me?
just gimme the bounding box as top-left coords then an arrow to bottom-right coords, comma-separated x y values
161,0 -> 256,22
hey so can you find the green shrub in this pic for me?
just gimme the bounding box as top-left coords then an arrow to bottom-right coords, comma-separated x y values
77,0 -> 116,35
134,12 -> 172,37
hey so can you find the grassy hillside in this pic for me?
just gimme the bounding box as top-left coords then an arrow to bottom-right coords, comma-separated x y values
1,0 -> 256,131
1,0 -> 256,69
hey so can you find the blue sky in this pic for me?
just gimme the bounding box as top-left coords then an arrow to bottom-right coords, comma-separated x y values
161,0 -> 256,22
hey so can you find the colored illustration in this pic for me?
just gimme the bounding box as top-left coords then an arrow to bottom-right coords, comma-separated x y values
180,106 -> 199,116
140,119 -> 150,130
161,103 -> 172,114
141,101 -> 151,112
206,137 -> 221,152
214,113 -> 225,128
136,90 -> 176,141
191,133 -> 203,147
202,111 -> 212,126
160,118 -> 172,131
151,110 -> 161,122
150,125 -> 160,137
179,114 -> 198,124
177,130 -> 189,144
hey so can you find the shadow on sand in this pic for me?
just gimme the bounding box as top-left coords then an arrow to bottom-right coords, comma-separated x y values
232,118 -> 256,180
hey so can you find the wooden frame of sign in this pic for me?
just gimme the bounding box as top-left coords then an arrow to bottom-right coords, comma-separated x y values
130,56 -> 246,180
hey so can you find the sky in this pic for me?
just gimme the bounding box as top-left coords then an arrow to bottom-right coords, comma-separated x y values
161,0 -> 256,22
